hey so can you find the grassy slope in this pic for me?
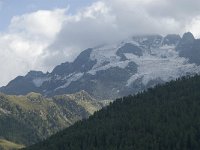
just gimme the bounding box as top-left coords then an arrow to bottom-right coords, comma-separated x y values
0,139 -> 24,150
0,91 -> 110,147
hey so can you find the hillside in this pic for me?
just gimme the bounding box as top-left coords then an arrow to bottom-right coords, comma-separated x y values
0,91 -> 109,147
0,139 -> 24,150
25,74 -> 200,150
1,33 -> 200,99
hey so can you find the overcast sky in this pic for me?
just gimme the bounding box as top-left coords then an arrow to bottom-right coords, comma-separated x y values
0,0 -> 200,86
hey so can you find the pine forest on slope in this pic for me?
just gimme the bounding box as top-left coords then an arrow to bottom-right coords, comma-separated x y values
25,75 -> 200,150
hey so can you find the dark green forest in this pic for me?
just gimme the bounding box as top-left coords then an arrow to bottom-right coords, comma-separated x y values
25,75 -> 200,150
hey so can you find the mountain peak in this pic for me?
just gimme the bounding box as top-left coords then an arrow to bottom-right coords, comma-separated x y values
26,71 -> 45,78
181,32 -> 195,44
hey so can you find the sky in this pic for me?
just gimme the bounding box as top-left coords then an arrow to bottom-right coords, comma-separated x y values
0,0 -> 200,86
0,0 -> 96,30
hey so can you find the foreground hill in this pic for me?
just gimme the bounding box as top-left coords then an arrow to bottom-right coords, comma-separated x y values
0,91 -> 109,147
0,139 -> 24,150
1,33 -> 200,99
25,75 -> 200,150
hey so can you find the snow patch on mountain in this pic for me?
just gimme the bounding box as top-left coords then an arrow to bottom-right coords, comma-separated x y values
33,77 -> 50,87
90,44 -> 121,67
88,60 -> 130,75
55,73 -> 84,91
126,46 -> 200,86
86,38 -> 200,87
89,44 -> 125,75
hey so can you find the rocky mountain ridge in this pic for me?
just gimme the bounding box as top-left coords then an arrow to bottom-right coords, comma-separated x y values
1,32 -> 200,99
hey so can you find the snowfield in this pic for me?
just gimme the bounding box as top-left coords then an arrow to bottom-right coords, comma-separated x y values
87,38 -> 200,87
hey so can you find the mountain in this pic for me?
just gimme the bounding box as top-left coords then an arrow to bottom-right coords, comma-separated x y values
177,32 -> 200,65
24,74 -> 200,150
0,91 -> 109,147
1,32 -> 200,99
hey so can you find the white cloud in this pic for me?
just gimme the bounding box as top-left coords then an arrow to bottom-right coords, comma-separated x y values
0,9 -> 66,86
185,16 -> 200,38
9,9 -> 67,39
38,1 -> 120,70
42,0 -> 197,69
0,0 -> 200,86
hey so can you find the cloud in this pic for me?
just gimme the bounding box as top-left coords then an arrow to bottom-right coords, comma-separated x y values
9,9 -> 67,39
1,0 -> 200,86
143,0 -> 200,19
40,1 -> 120,69
0,9 -> 66,86
102,0 -> 200,35
185,16 -> 200,38
43,0 -> 200,69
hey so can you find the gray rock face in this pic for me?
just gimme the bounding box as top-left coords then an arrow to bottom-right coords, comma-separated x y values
163,34 -> 181,46
176,32 -> 200,65
1,33 -> 200,99
180,32 -> 195,45
52,48 -> 96,75
133,35 -> 163,49
116,43 -> 143,61
0,71 -> 45,95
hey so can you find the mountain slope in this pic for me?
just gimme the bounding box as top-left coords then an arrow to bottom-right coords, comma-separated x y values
0,139 -> 24,150
1,33 -> 200,99
25,74 -> 200,150
0,91 -> 109,147
177,32 -> 200,65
